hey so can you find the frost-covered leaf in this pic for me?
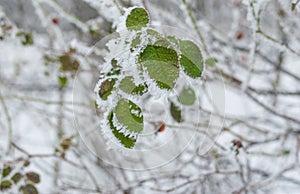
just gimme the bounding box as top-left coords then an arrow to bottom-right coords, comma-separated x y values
146,29 -> 164,44
119,76 -> 148,95
115,99 -> 143,134
2,166 -> 12,178
146,29 -> 161,37
154,39 -> 171,47
108,112 -> 136,148
98,78 -> 117,100
205,57 -> 218,67
146,29 -> 171,46
167,36 -> 179,44
20,184 -> 38,194
131,33 -> 141,50
11,173 -> 23,184
25,172 -> 40,184
107,66 -> 121,76
178,87 -> 196,106
111,58 -> 118,67
131,83 -> 148,95
0,180 -> 12,190
170,102 -> 182,122
126,8 -> 149,31
119,76 -> 136,94
139,45 -> 179,89
179,40 -> 203,78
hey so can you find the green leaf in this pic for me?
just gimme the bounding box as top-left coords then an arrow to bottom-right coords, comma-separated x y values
178,87 -> 196,106
126,8 -> 149,31
115,99 -> 143,134
20,184 -> 38,194
170,102 -> 182,122
140,45 -> 178,62
11,173 -> 23,184
98,78 -> 117,100
119,76 -> 148,95
59,55 -> 79,72
25,172 -> 40,184
179,40 -> 203,78
16,32 -> 34,45
119,76 -> 136,94
139,45 -> 179,89
58,76 -> 68,87
2,166 -> 12,178
205,57 -> 218,67
283,149 -> 290,155
108,112 -> 136,148
0,180 -> 12,190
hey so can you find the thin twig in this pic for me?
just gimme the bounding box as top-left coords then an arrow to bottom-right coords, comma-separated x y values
0,92 -> 13,153
181,0 -> 209,55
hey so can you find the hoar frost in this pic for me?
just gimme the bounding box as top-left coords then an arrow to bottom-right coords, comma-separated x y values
94,6 -> 205,149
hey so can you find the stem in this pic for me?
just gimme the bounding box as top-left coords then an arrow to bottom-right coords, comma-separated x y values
113,0 -> 124,15
0,92 -> 13,153
182,0 -> 209,56
53,87 -> 65,192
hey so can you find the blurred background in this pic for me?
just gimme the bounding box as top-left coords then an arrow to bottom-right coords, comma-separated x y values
1,0 -> 300,193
